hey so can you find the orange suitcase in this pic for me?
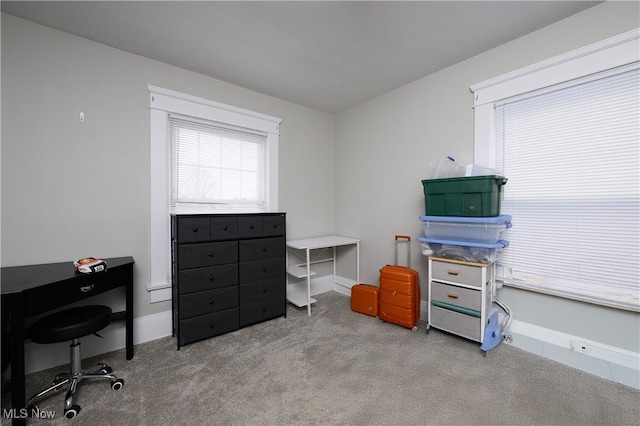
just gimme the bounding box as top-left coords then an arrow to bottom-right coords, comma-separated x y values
379,235 -> 420,331
351,284 -> 379,316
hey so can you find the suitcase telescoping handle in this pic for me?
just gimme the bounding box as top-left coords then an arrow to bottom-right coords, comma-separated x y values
394,235 -> 411,268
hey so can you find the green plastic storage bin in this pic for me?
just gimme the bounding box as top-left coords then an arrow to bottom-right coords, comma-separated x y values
421,175 -> 507,217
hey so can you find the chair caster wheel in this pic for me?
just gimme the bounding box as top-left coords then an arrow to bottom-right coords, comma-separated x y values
64,405 -> 81,419
111,378 -> 124,390
100,366 -> 113,374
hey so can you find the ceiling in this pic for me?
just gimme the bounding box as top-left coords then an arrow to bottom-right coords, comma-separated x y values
1,1 -> 602,113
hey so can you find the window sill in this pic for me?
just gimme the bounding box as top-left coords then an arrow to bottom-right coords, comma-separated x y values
500,280 -> 639,313
147,282 -> 171,303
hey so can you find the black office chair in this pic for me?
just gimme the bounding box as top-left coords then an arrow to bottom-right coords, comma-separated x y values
26,305 -> 124,419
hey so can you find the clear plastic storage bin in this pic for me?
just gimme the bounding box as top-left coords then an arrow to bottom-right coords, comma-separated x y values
419,215 -> 512,243
418,236 -> 509,264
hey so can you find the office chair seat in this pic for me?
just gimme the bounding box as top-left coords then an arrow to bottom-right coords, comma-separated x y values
27,305 -> 124,419
30,305 -> 112,343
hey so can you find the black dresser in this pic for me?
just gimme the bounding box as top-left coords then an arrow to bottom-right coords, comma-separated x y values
171,213 -> 286,349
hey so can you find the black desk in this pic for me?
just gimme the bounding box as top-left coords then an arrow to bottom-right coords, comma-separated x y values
1,256 -> 134,424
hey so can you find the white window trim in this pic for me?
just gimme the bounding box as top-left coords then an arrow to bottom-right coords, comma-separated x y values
470,29 -> 639,310
147,85 -> 281,302
471,29 -> 639,168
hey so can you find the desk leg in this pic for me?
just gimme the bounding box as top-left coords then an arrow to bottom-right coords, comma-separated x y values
125,265 -> 134,360
9,294 -> 26,426
306,248 -> 311,317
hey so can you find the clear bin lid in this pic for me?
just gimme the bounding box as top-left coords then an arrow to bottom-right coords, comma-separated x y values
419,215 -> 512,226
418,236 -> 509,249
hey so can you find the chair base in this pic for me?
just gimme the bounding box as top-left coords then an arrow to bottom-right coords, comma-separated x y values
26,338 -> 124,419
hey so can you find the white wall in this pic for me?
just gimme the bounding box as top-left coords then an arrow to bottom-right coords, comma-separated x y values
2,2 -> 638,385
334,1 -> 640,354
1,13 -> 335,319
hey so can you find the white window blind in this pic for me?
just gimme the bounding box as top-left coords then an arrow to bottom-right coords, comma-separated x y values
494,67 -> 639,311
169,115 -> 267,213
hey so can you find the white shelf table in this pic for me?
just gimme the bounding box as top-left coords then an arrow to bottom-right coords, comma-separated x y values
286,235 -> 360,316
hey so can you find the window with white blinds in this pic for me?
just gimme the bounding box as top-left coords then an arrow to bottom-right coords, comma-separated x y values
148,85 -> 281,301
169,115 -> 267,212
494,66 -> 639,311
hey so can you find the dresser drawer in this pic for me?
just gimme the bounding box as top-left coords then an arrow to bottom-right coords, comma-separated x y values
178,308 -> 239,346
178,264 -> 238,294
431,282 -> 481,312
431,260 -> 484,287
239,277 -> 285,304
178,241 -> 238,269
239,237 -> 285,262
239,297 -> 285,328
263,215 -> 285,236
210,216 -> 238,240
430,305 -> 481,342
238,216 -> 263,239
239,257 -> 285,283
179,286 -> 238,319
175,216 -> 211,243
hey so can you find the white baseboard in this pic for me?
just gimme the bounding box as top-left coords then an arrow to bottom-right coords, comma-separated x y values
333,275 -> 357,296
507,319 -> 639,389
417,302 -> 639,390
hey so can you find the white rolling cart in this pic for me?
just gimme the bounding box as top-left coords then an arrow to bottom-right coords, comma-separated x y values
286,236 -> 360,316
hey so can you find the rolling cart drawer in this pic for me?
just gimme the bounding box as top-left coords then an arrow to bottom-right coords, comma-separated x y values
430,305 -> 481,342
431,260 -> 484,287
431,281 -> 481,311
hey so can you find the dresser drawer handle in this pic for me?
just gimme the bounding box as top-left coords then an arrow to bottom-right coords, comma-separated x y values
209,323 -> 215,328
447,292 -> 459,299
447,269 -> 459,276
192,227 -> 198,232
80,284 -> 94,293
249,224 -> 254,230
262,287 -> 267,293
262,267 -> 267,272
262,247 -> 267,252
223,226 -> 228,231
262,308 -> 267,313
208,252 -> 214,257
209,299 -> 214,305
208,275 -> 214,281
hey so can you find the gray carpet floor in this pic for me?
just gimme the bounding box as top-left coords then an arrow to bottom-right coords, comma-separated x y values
3,292 -> 639,425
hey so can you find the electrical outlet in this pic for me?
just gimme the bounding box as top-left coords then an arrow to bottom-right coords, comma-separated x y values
570,340 -> 588,353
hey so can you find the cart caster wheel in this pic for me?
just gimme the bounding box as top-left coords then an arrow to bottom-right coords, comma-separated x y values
64,405 -> 81,419
100,366 -> 113,374
111,378 -> 124,390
